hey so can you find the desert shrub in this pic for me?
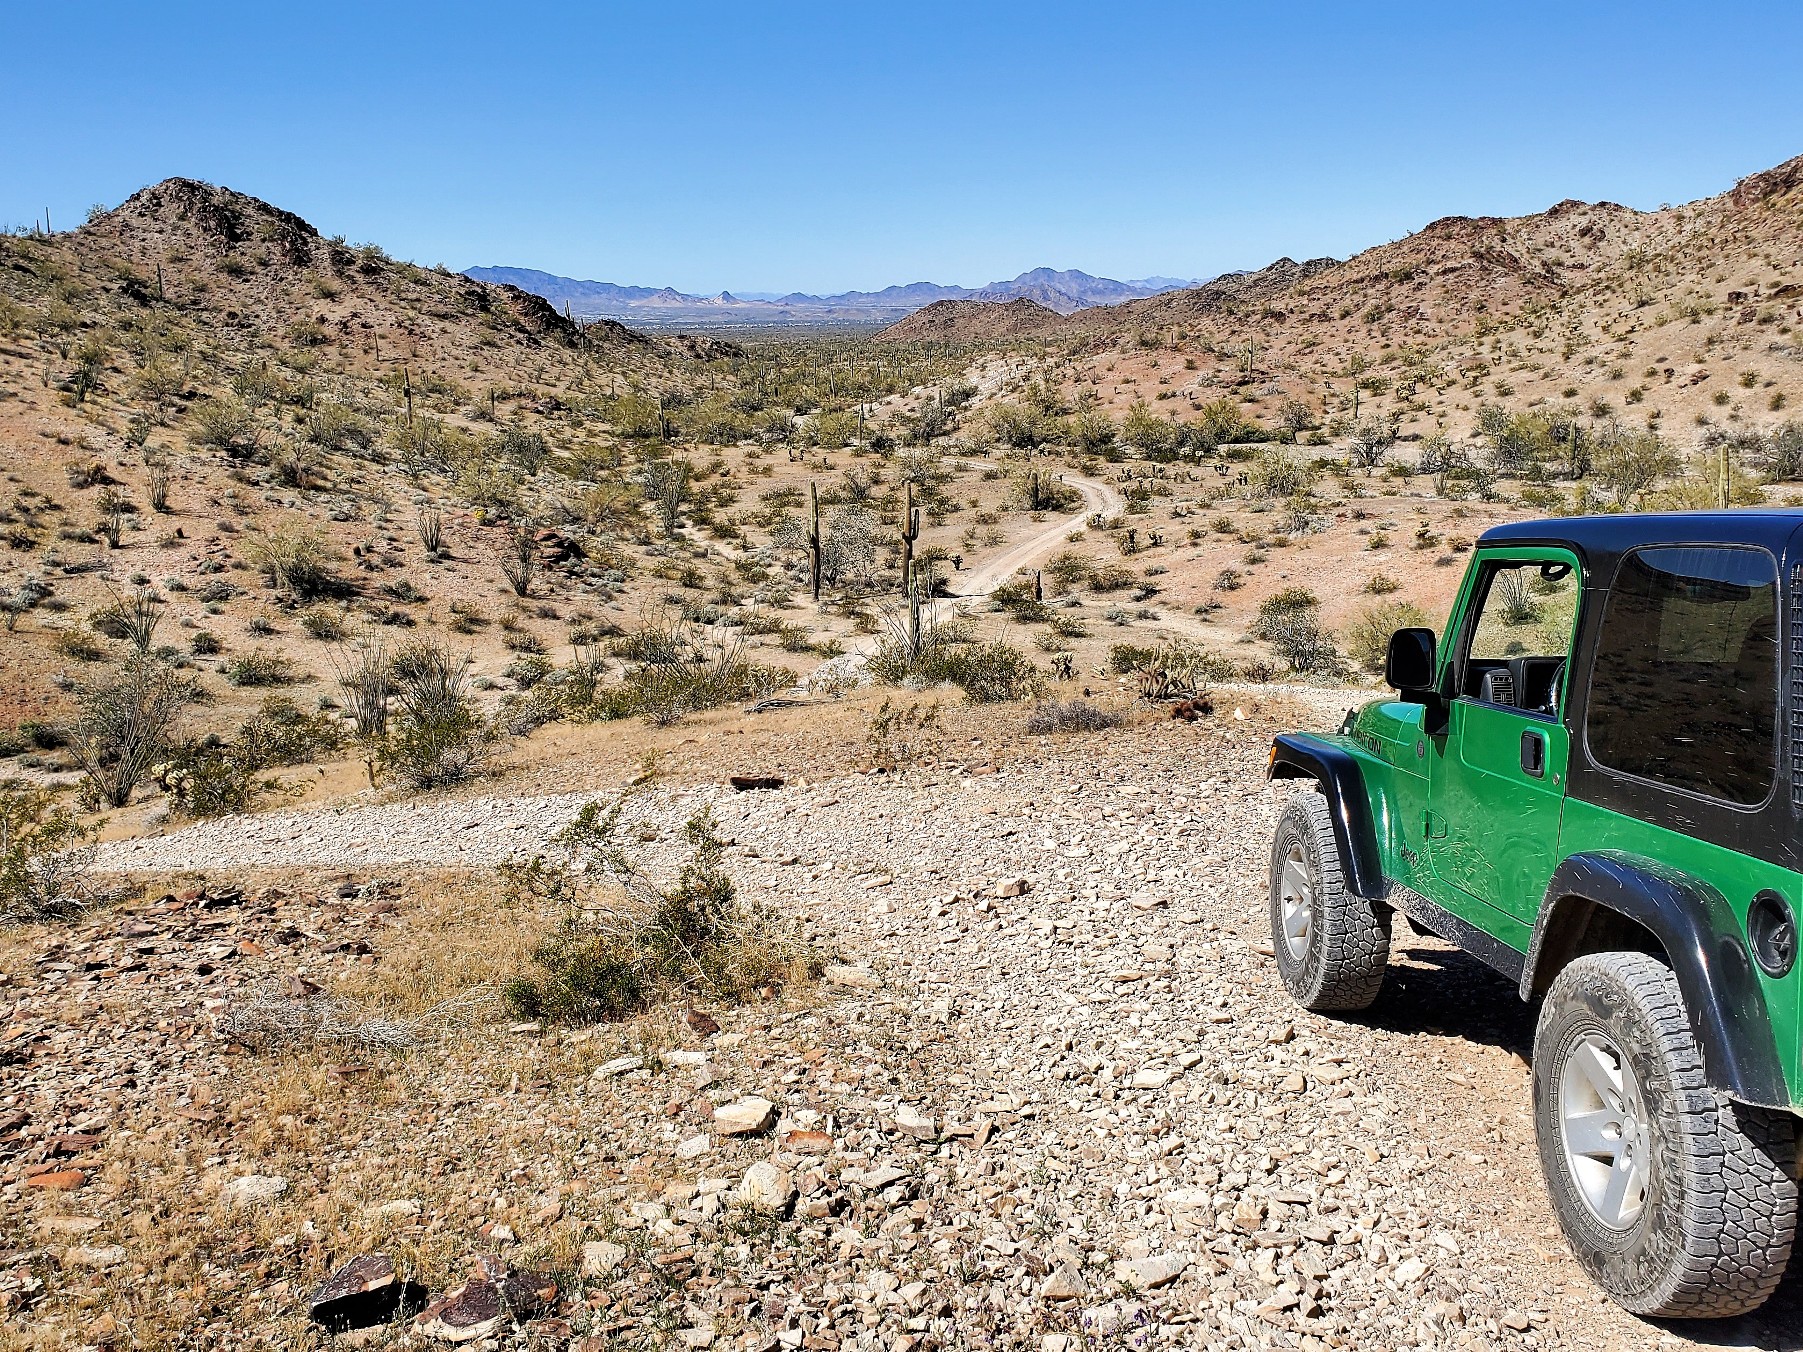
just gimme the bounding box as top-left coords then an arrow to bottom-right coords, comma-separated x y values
1364,572 -> 1400,595
506,653 -> 555,689
866,700 -> 943,771
501,794 -> 820,1023
869,620 -> 1041,703
1025,699 -> 1124,735
224,651 -> 295,687
379,638 -> 496,790
1121,399 -> 1181,459
56,628 -> 108,662
331,642 -> 390,740
1,784 -> 98,924
1045,550 -> 1093,594
1247,447 -> 1319,499
89,589 -> 162,654
1011,469 -> 1082,512
1249,587 -> 1342,674
305,401 -> 375,456
2,576 -> 53,631
990,577 -> 1050,622
298,606 -> 347,640
159,697 -> 340,818
1345,601 -> 1432,674
66,657 -> 193,808
1089,562 -> 1135,592
986,401 -> 1049,449
190,630 -> 222,656
1108,642 -> 1159,675
188,395 -> 261,459
579,615 -> 785,726
243,522 -> 342,600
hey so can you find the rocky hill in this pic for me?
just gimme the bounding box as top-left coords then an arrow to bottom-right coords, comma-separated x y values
875,154 -> 1803,368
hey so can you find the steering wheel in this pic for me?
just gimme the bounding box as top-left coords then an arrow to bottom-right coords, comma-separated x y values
1539,660 -> 1566,718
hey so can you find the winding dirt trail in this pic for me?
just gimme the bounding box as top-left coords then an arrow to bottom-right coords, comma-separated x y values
947,464 -> 1124,600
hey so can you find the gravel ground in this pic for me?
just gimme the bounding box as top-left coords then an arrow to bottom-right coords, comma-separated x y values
33,719 -> 1802,1349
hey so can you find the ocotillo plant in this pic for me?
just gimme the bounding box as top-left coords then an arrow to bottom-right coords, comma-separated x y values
899,483 -> 920,598
808,481 -> 822,602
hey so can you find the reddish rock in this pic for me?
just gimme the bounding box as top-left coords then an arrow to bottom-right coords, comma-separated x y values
24,1169 -> 87,1191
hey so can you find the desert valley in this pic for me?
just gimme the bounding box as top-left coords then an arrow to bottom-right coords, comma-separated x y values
6,144 -> 1803,1351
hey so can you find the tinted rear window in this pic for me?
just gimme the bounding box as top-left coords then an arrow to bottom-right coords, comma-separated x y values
1585,545 -> 1778,806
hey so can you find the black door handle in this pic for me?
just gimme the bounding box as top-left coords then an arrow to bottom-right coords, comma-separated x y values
1521,730 -> 1545,778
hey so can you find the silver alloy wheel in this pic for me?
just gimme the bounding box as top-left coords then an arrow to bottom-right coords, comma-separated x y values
1559,1030 -> 1653,1230
1279,842 -> 1313,962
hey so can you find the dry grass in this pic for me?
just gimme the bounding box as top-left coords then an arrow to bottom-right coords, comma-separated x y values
1,867 -> 777,1346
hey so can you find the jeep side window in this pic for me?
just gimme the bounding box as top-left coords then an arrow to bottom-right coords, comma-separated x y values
1458,561 -> 1578,715
1585,545 -> 1778,806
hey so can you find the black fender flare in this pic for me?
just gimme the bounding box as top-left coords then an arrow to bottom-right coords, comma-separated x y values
1267,733 -> 1386,900
1522,852 -> 1788,1108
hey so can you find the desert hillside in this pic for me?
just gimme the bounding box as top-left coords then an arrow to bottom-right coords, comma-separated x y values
878,153 -> 1803,451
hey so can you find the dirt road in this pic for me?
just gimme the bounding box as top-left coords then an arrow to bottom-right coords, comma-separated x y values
81,725 -> 1802,1349
948,464 -> 1125,601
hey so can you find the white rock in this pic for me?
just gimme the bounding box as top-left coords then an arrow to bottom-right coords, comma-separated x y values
62,1244 -> 126,1270
738,1160 -> 796,1213
222,1175 -> 288,1208
824,964 -> 882,989
594,1055 -> 644,1078
714,1095 -> 776,1135
1114,1252 -> 1190,1289
582,1240 -> 627,1277
893,1103 -> 937,1139
676,1133 -> 713,1159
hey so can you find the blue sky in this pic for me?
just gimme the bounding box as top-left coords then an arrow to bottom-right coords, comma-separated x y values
4,1 -> 1801,293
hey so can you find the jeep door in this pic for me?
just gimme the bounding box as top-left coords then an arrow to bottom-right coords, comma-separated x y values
1424,547 -> 1582,942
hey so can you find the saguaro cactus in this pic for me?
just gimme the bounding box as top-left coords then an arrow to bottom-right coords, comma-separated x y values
808,481 -> 823,602
906,560 -> 924,660
899,483 -> 920,598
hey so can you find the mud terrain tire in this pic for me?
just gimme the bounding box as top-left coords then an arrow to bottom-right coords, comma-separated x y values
1267,789 -> 1390,1011
1533,951 -> 1798,1317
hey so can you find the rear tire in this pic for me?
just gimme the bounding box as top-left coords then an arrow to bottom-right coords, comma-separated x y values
1533,951 -> 1797,1317
1266,789 -> 1390,1011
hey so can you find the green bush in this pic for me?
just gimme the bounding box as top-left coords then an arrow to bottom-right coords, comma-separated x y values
1108,642 -> 1159,675
870,621 -> 1041,704
224,651 -> 296,687
1250,587 -> 1342,675
1345,601 -> 1433,674
159,698 -> 342,819
378,639 -> 496,790
1,785 -> 97,924
299,606 -> 347,640
501,797 -> 820,1023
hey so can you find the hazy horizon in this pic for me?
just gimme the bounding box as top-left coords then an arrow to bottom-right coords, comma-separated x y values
5,0 -> 1803,294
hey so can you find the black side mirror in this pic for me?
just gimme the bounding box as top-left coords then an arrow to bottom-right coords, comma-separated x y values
1385,627 -> 1438,693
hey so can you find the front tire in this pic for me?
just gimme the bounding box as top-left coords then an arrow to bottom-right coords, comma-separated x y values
1533,951 -> 1797,1317
1266,789 -> 1390,1011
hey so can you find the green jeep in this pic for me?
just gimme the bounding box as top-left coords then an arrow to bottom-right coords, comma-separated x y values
1267,513 -> 1801,1318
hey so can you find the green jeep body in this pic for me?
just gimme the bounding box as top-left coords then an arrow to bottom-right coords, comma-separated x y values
1271,512 -> 1802,1113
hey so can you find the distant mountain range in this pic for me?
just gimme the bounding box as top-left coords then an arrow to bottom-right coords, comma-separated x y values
461,264 -> 1203,327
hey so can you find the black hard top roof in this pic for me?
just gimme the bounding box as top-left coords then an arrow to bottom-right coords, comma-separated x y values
1480,509 -> 1803,555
